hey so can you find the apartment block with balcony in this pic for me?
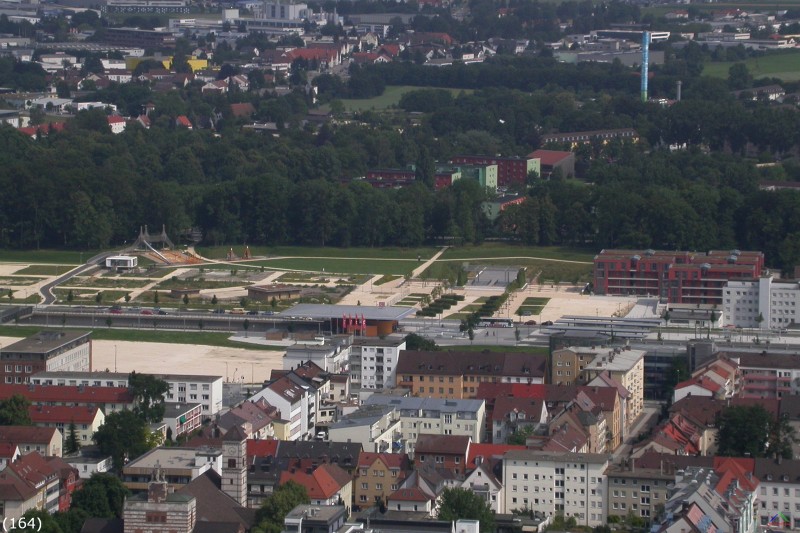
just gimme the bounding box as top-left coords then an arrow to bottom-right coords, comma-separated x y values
349,337 -> 406,394
732,352 -> 800,399
725,276 -> 800,329
501,450 -> 610,527
328,404 -> 402,453
364,394 -> 485,449
593,249 -> 764,304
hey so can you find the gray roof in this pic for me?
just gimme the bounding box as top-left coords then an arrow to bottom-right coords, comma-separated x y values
364,394 -> 484,414
163,403 -> 202,418
504,449 -> 611,464
2,330 -> 91,354
329,404 -> 396,430
279,304 -> 415,321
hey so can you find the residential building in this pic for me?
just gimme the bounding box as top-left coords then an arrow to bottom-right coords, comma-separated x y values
605,460 -> 673,524
217,399 -> 276,440
734,351 -> 800,399
658,461 -> 759,533
551,346 -> 600,386
269,361 -> 348,433
502,449 -> 610,527
4,452 -> 61,515
461,462 -> 504,513
0,444 -> 20,470
364,168 -> 415,188
413,434 -> 471,478
349,336 -> 406,392
284,504 -> 348,533
673,355 -> 740,403
527,149 -> 575,179
65,445 -> 113,479
396,350 -> 547,399
247,284 -> 301,302
0,426 -> 62,457
593,249 -> 765,304
582,346 -> 645,428
107,115 -> 126,134
102,27 -> 177,48
121,447 -> 222,492
354,452 -> 411,509
0,383 -> 134,413
249,375 -> 313,441
328,404 -> 401,453
31,371 -> 224,417
1,331 -> 92,385
753,456 -> 800,529
724,276 -> 800,329
363,395 -> 485,447
540,128 -> 639,150
29,405 -> 104,445
481,194 -> 527,222
453,164 -> 498,191
284,337 -> 351,374
163,403 -> 202,439
280,463 -> 353,511
490,396 -> 548,445
449,155 -> 540,188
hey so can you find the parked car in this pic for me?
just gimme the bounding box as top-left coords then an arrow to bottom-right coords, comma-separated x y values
141,309 -> 154,315
109,308 -> 123,314
212,309 -> 225,314
262,311 -> 275,316
158,310 -> 169,315
542,320 -> 554,326
247,310 -> 259,315
524,320 -> 537,325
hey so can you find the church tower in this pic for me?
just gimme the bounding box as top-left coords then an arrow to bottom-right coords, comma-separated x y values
222,425 -> 248,506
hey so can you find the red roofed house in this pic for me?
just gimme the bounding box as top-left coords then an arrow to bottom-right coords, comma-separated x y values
107,115 -> 126,134
230,102 -> 256,119
136,114 -> 151,129
279,463 -> 353,511
413,434 -> 471,478
17,122 -> 66,139
0,467 -> 40,521
5,452 -> 60,515
246,438 -> 279,461
0,384 -> 134,414
388,486 -> 435,514
285,47 -> 341,69
46,456 -> 80,512
0,443 -> 20,470
0,426 -> 62,457
29,405 -> 104,445
175,115 -> 193,129
490,396 -> 548,444
355,451 -> 411,509
527,149 -> 575,179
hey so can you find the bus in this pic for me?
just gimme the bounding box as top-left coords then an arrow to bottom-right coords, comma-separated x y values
478,317 -> 513,328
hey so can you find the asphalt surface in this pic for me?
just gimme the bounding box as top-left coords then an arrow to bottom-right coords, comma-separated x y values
39,251 -> 116,304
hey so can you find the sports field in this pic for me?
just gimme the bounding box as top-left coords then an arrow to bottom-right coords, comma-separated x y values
703,51 -> 800,83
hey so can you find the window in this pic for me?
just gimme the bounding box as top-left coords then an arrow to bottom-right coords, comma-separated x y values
376,483 -> 382,490
360,495 -> 367,502
361,483 -> 368,490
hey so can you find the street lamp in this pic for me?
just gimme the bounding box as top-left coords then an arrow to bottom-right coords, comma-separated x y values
225,362 -> 229,382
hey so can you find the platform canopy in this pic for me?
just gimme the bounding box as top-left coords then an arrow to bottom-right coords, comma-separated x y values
279,304 -> 415,321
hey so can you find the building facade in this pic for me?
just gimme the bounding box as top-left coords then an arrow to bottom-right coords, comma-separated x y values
725,276 -> 800,329
1,331 -> 92,385
449,155 -> 540,188
349,337 -> 406,392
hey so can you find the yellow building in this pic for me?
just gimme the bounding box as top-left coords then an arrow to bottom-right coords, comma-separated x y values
354,452 -> 411,509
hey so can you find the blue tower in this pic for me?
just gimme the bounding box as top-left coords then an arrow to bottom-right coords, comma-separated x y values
641,31 -> 650,103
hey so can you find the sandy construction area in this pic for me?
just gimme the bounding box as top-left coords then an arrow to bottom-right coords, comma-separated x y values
0,265 -> 26,276
0,336 -> 285,385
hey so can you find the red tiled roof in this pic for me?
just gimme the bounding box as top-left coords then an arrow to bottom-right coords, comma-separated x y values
0,470 -> 38,501
175,115 -> 192,127
107,115 -> 126,124
0,426 -> 59,445
491,396 -> 545,422
29,405 -> 100,424
414,434 -> 470,455
247,439 -> 279,459
358,451 -> 410,470
279,463 -> 350,500
230,102 -> 255,118
467,443 -> 525,469
17,122 -> 66,138
8,452 -> 57,487
0,384 -> 133,404
389,486 -> 430,502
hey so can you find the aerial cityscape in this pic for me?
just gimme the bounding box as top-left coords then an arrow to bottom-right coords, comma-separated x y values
1,0 -> 800,531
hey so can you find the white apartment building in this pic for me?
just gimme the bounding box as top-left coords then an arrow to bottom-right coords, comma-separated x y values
725,276 -> 800,329
583,346 -> 645,429
328,404 -> 401,453
284,336 -> 351,373
754,458 -> 800,529
31,371 -> 224,417
349,336 -> 406,393
249,375 -> 312,441
364,395 -> 486,449
502,450 -> 610,527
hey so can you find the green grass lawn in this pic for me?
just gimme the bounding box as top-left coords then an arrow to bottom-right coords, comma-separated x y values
522,297 -> 551,306
0,325 -> 283,350
333,86 -> 473,113
440,244 -> 595,262
67,277 -> 152,289
422,258 -> 592,284
14,265 -> 74,275
0,250 -> 101,264
703,51 -> 800,83
248,258 -> 416,276
197,245 -> 437,261
375,274 -> 402,286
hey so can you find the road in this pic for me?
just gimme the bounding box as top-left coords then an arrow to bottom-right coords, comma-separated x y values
39,251 -> 116,304
612,401 -> 662,460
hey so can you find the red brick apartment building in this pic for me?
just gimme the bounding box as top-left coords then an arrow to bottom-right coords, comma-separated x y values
593,249 -> 764,304
449,155 -> 540,188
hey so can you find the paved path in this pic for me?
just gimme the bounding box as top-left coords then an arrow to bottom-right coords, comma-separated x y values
411,247 -> 448,278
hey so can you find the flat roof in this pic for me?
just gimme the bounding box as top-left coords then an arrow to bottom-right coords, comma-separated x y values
279,304 -> 415,321
124,447 -> 207,471
2,330 -> 91,354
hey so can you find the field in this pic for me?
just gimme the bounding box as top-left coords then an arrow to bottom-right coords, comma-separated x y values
197,245 -> 437,261
248,257 -> 417,276
0,250 -> 96,264
703,51 -> 800,83
516,296 -> 551,316
335,86 -> 473,113
14,265 -> 73,275
440,244 -> 595,262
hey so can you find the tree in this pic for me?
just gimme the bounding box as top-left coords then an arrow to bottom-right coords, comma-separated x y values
67,290 -> 74,305
153,291 -> 159,305
105,318 -> 112,328
95,292 -> 102,303
468,327 -> 474,343
404,333 -> 438,351
128,372 -> 169,423
768,413 -> 799,459
437,487 -> 495,532
124,294 -> 131,303
507,425 -> 535,445
17,509 -> 62,533
243,318 -> 250,338
65,421 -> 80,454
717,404 -> 779,458
253,481 -> 309,533
93,410 -> 153,471
0,394 -> 32,425
71,473 -> 129,518
211,294 -> 218,305
183,293 -> 189,305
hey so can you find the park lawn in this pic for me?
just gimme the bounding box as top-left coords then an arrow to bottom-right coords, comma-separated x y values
703,52 -> 800,83
249,257 -> 416,276
440,244 -> 595,262
0,325 -> 283,350
337,86 -> 473,113
0,250 -> 100,264
68,277 -> 151,289
421,258 -> 592,283
197,245 -> 437,261
14,265 -> 74,275
375,274 -> 402,285
522,297 -> 551,306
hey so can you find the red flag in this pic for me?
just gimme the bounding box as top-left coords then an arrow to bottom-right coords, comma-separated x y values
342,313 -> 346,331
361,314 -> 366,332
